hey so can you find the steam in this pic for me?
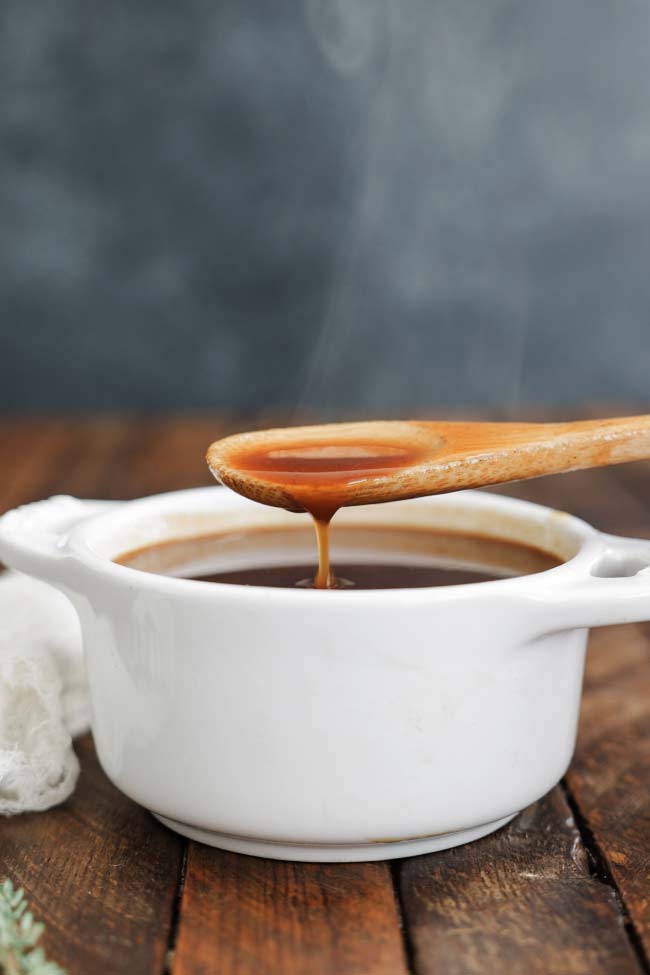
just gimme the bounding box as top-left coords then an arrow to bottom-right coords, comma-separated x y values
306,0 -> 387,76
295,0 -> 530,418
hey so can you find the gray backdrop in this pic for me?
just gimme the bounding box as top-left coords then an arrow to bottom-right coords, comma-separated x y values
2,0 -> 650,414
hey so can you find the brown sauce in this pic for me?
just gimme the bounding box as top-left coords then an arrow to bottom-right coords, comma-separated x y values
191,564 -> 513,589
115,524 -> 561,591
224,436 -> 434,588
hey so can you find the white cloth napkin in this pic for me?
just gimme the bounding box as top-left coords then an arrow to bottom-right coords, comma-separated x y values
0,571 -> 89,815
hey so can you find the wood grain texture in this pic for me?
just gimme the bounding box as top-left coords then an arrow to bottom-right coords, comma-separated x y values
0,736 -> 184,975
109,416 -> 243,496
492,461 -> 650,539
0,415 -> 247,507
566,623 -> 650,954
172,846 -> 408,975
0,418 -> 78,514
398,789 -> 642,975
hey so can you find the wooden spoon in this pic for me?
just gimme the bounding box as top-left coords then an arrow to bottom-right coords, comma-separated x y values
206,415 -> 650,588
206,415 -> 650,517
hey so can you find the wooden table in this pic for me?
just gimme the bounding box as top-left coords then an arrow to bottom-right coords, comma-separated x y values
2,414 -> 650,975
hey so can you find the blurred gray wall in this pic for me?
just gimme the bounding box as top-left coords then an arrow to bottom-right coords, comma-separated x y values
2,0 -> 650,414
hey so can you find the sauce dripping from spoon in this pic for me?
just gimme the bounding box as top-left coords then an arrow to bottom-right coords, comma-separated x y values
220,437 -> 431,587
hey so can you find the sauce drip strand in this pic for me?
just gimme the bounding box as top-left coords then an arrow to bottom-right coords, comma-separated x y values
213,438 -> 432,589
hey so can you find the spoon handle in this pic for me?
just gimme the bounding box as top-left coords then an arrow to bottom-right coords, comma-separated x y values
547,412 -> 650,468
418,413 -> 650,494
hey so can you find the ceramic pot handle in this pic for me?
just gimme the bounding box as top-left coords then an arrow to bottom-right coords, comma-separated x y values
0,495 -> 119,586
539,533 -> 650,630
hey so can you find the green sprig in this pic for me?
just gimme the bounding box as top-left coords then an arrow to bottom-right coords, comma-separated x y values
0,880 -> 66,975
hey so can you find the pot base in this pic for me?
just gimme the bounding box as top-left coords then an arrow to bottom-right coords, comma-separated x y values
153,812 -> 518,862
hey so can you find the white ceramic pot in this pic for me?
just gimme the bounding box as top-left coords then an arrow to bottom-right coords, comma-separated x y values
1,488 -> 649,862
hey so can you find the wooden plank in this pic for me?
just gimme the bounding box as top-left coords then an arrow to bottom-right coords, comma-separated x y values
609,456 -> 650,515
398,788 -> 642,975
32,416 -> 137,500
492,463 -> 650,538
0,418 -> 76,514
0,417 -> 135,511
567,623 -> 650,954
0,419 -> 185,973
172,846 -> 408,975
110,416 -> 244,496
0,736 -> 184,975
0,414 -> 245,509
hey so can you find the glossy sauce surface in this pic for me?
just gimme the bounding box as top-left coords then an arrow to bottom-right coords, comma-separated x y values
116,524 -> 561,590
229,440 -> 430,493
